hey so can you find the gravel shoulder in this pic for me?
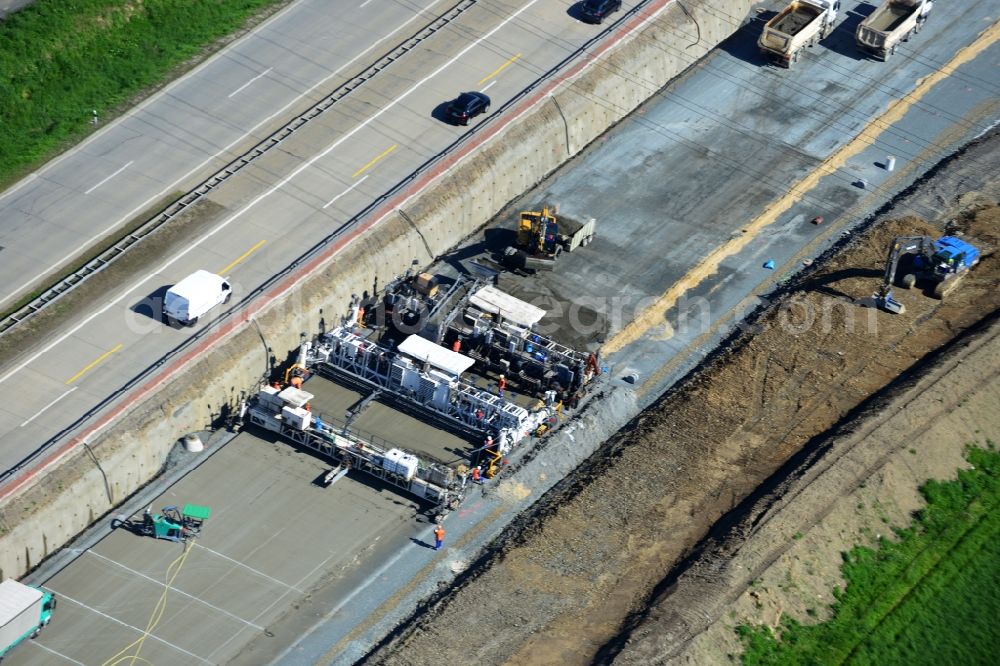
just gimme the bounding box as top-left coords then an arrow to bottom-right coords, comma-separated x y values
364,131 -> 1000,666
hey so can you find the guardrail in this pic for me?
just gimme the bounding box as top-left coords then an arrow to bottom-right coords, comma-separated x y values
0,0 -> 480,337
0,1 -> 654,486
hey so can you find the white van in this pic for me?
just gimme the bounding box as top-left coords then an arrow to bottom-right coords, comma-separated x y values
163,270 -> 231,326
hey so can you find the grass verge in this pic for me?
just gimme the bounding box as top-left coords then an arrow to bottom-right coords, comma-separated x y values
738,442 -> 1000,665
0,0 -> 290,188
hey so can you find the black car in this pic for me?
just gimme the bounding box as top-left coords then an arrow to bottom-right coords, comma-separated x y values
579,0 -> 622,24
446,91 -> 491,126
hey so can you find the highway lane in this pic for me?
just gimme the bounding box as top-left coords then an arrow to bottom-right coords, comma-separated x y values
0,0 -> 646,474
0,0 -> 462,309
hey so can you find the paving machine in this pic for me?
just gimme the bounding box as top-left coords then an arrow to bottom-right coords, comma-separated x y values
502,206 -> 595,272
874,235 -> 980,314
113,504 -> 211,542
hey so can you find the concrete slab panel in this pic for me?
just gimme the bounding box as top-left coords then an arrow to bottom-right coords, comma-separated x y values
8,432 -> 416,665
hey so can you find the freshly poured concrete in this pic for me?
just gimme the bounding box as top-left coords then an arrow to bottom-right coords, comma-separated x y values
302,375 -> 473,466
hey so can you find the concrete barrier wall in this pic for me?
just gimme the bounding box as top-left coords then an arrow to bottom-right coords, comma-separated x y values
0,0 -> 755,580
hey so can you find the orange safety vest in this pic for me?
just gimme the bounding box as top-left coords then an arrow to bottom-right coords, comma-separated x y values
472,467 -> 481,481
434,526 -> 445,541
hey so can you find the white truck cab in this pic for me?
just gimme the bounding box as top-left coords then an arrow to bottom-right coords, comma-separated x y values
163,270 -> 231,326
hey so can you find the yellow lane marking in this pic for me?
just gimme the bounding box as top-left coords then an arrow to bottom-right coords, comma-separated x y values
66,343 -> 123,385
603,19 -> 1000,355
353,144 -> 398,178
479,53 -> 521,85
219,239 -> 266,275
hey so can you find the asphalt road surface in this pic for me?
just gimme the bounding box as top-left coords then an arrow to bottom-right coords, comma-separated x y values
0,0 -> 645,476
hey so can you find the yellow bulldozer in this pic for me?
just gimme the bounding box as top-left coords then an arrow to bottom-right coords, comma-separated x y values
502,206 -> 596,272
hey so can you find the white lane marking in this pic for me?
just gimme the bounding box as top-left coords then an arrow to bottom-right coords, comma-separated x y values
87,549 -> 265,630
228,67 -> 273,98
323,175 -> 369,209
83,161 -> 133,195
360,0 -> 375,6
482,79 -> 497,92
193,543 -> 304,593
56,591 -> 214,664
0,0 -> 540,392
206,514 -> 369,660
0,0 -> 448,310
29,640 -> 86,665
0,172 -> 37,204
20,387 -> 77,428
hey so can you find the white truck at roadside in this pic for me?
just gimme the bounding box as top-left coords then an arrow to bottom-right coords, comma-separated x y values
855,0 -> 932,60
1,579 -> 56,660
163,270 -> 232,326
758,0 -> 840,67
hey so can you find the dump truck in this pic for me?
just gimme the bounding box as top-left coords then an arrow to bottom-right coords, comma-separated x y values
758,0 -> 840,67
502,206 -> 595,272
163,270 -> 232,326
1,579 -> 56,660
856,0 -> 932,60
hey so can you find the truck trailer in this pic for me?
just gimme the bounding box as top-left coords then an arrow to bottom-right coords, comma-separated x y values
0,579 -> 56,660
855,0 -> 932,60
758,0 -> 840,67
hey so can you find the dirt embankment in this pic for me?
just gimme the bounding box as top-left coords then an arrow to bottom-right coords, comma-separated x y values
365,134 -> 1000,665
647,308 -> 1000,665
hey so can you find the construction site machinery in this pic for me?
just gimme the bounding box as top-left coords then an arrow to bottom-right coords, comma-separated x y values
855,0 -> 932,61
347,275 -> 599,406
112,504 -> 212,542
874,235 -> 980,314
758,0 -> 840,67
245,385 -> 465,511
502,206 -> 595,272
0,579 -> 56,660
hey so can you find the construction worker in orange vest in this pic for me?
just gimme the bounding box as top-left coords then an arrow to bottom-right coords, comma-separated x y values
497,374 -> 506,398
433,524 -> 446,550
472,465 -> 484,484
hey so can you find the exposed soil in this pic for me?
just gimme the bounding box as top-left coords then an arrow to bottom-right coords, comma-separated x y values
653,315 -> 1000,665
364,131 -> 1000,665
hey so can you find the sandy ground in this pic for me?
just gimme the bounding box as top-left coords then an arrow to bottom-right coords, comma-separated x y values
364,131 -> 1000,665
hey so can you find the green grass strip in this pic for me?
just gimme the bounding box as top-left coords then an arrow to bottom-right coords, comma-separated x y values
0,0 -> 286,187
738,443 -> 1000,666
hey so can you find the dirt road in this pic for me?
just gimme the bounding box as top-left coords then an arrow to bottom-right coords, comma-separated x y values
366,132 -> 1000,666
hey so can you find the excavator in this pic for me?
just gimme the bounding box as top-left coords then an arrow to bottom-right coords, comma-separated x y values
874,235 -> 980,314
502,206 -> 595,272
